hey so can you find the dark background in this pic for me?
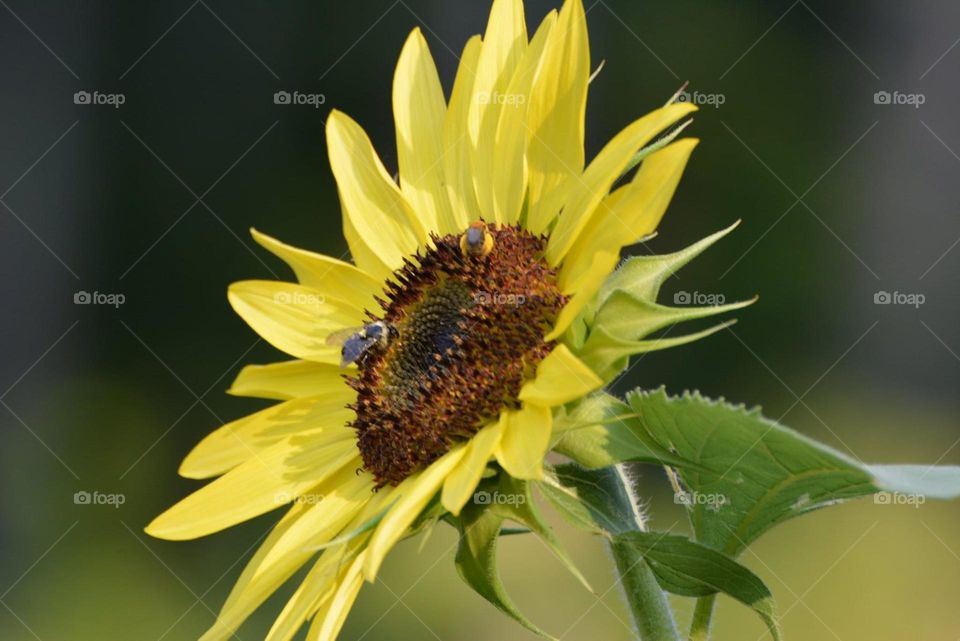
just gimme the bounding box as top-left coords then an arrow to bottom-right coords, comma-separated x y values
1,1 -> 959,639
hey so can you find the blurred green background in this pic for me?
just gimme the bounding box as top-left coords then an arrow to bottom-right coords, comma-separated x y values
1,1 -> 959,639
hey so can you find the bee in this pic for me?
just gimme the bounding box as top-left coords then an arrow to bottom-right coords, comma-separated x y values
325,321 -> 397,368
460,221 -> 494,258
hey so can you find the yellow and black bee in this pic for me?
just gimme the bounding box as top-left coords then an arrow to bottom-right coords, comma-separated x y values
459,221 -> 494,258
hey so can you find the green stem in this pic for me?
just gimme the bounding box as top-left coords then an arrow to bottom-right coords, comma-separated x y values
606,464 -> 680,641
665,465 -> 716,641
689,595 -> 716,641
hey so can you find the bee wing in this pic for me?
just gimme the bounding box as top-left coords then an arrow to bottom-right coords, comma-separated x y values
325,326 -> 362,347
340,335 -> 379,368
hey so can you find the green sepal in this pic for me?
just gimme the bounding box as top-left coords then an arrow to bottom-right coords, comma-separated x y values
592,290 -> 756,343
454,474 -> 592,639
538,464 -> 641,536
594,220 -> 740,310
307,508 -> 388,551
618,118 -> 694,181
552,392 -> 697,470
576,222 -> 747,379
581,319 -> 739,382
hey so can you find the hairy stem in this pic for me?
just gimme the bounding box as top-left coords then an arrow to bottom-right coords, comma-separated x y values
606,464 -> 680,641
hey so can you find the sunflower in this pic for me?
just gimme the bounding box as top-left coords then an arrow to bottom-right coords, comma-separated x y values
146,0 -> 743,639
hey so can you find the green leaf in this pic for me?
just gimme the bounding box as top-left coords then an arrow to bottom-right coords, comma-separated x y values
615,531 -> 781,641
626,388 -> 960,555
454,474 -> 591,639
553,392 -> 696,470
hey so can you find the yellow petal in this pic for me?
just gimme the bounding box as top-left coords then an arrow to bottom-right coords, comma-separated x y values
393,28 -> 456,236
147,437 -> 357,540
545,251 -> 618,341
518,344 -> 602,406
228,280 -> 363,364
557,186 -> 626,291
251,229 -> 380,312
227,359 -> 346,401
490,10 -> 556,224
199,502 -> 310,641
525,0 -> 589,234
363,447 -> 467,580
312,550 -> 367,641
201,469 -> 370,641
327,110 -> 425,274
442,35 -> 483,229
562,138 -> 699,288
441,418 -> 505,515
179,395 -> 354,479
260,484 -> 396,641
343,209 -> 392,283
546,103 -> 697,266
265,547 -> 347,641
469,0 -> 528,219
495,404 -> 552,480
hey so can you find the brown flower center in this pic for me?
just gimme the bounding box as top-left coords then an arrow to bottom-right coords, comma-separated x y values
347,223 -> 565,486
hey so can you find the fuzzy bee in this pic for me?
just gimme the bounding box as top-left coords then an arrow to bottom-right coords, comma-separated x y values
326,321 -> 397,368
460,221 -> 494,258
